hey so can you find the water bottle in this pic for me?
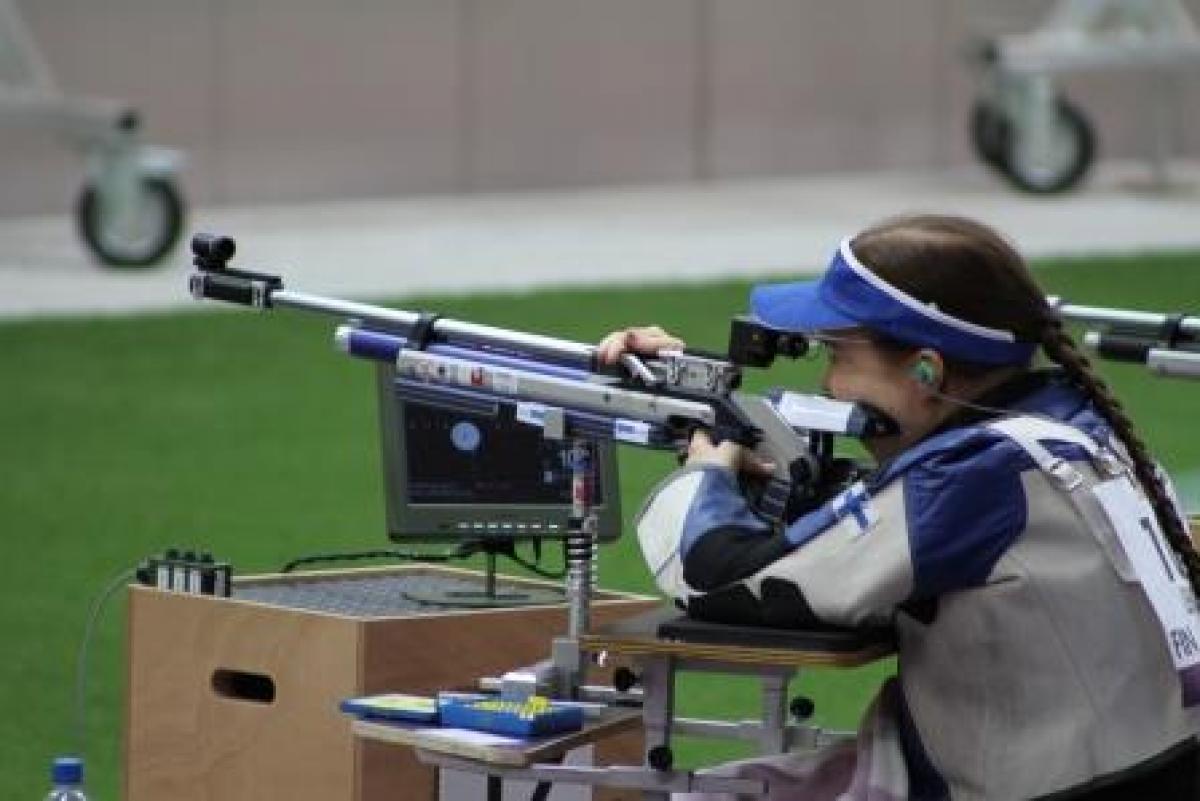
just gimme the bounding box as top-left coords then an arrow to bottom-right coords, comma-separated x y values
45,757 -> 89,801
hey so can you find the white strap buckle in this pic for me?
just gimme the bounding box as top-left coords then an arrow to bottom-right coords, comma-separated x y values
1046,457 -> 1084,491
1096,449 -> 1129,480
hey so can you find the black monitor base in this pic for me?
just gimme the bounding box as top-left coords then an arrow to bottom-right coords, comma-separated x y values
400,540 -> 565,609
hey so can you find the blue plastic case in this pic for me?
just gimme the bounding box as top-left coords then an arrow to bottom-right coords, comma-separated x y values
339,693 -> 440,724
439,697 -> 584,738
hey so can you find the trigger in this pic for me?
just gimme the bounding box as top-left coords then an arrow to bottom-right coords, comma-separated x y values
745,475 -> 792,525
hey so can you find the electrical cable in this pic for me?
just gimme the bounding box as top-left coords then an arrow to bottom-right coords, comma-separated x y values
74,565 -> 137,758
280,541 -> 568,579
506,544 -> 566,581
809,333 -> 1021,423
925,385 -> 1021,421
279,545 -> 480,573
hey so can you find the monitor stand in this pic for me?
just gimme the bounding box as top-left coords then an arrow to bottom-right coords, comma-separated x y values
400,539 -> 565,609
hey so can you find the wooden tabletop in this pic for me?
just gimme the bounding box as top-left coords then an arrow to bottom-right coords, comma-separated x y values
353,706 -> 642,768
579,605 -> 895,669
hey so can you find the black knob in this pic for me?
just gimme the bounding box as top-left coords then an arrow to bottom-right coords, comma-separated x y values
117,108 -> 141,131
647,745 -> 673,772
790,696 -> 815,720
613,666 -> 639,692
191,233 -> 236,265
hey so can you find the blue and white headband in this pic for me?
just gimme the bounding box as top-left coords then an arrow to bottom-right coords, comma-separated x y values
750,238 -> 1037,366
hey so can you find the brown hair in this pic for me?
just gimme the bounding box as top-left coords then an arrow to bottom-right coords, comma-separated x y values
851,214 -> 1200,597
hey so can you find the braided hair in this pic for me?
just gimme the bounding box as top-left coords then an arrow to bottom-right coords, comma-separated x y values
850,214 -> 1200,598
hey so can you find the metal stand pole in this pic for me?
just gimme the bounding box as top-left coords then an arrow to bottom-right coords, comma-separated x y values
566,439 -> 597,641
638,656 -> 676,801
496,435 -> 599,702
547,438 -> 599,700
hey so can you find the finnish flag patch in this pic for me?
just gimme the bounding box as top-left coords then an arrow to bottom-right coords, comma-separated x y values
830,481 -> 879,535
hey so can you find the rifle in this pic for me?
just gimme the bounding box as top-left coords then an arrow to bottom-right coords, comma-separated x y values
188,233 -> 885,527
1051,297 -> 1200,380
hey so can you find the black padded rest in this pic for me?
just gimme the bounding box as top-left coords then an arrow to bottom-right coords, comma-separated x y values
656,612 -> 894,654
595,604 -> 894,654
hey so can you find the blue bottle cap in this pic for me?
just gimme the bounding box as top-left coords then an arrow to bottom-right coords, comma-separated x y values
52,756 -> 83,784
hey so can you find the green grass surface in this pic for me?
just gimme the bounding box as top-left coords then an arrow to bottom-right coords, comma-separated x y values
2,251 -> 1199,798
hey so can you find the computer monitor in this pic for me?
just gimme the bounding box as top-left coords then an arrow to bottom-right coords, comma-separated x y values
375,365 -> 622,546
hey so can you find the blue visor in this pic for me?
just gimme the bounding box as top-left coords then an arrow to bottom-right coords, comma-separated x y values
750,239 -> 1036,366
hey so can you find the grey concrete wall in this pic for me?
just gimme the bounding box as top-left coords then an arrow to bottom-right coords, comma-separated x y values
2,0 -> 1198,216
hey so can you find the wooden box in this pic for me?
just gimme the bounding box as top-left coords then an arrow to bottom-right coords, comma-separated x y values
124,565 -> 656,801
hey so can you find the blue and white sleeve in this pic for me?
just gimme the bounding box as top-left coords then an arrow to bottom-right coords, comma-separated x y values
637,430 -> 1033,627
635,462 -> 914,627
744,439 -> 1030,625
634,464 -> 785,600
734,478 -> 914,626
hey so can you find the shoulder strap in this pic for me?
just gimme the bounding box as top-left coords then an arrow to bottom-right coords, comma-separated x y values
988,414 -> 1137,583
987,415 -> 1101,491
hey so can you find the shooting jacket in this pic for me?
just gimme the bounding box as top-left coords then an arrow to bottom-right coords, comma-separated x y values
637,375 -> 1198,800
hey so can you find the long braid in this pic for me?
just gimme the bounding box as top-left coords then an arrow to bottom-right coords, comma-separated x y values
1041,316 -> 1200,599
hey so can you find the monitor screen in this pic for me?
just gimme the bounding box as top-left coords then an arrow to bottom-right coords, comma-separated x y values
375,366 -> 621,542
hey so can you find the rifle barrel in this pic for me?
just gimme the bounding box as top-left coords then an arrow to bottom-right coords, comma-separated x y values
273,289 -> 597,370
1050,297 -> 1200,338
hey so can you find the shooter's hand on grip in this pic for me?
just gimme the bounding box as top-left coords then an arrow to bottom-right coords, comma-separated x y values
597,324 -> 772,476
686,429 -> 776,478
596,325 -> 686,365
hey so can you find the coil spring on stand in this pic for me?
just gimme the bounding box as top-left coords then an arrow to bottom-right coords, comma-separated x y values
565,527 -> 597,636
566,439 -> 598,637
